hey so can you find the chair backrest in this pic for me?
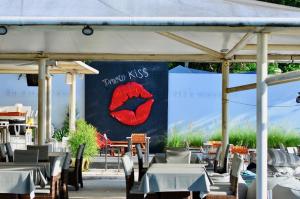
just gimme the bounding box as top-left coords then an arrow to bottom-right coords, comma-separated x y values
63,152 -> 71,170
230,154 -> 243,196
27,145 -> 49,162
121,153 -> 134,198
136,144 -> 143,170
74,144 -> 85,175
51,155 -> 64,176
219,144 -> 230,173
286,147 -> 297,154
279,143 -> 286,152
76,144 -> 85,160
131,133 -> 146,145
0,144 -> 6,162
5,143 -> 13,162
14,149 -> 39,163
213,146 -> 222,172
166,150 -> 191,164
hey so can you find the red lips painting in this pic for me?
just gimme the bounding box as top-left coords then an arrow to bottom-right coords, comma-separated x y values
109,82 -> 154,126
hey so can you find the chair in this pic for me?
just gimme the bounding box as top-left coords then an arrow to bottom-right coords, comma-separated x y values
215,144 -> 230,174
121,153 -> 157,199
128,133 -> 147,155
27,145 -> 49,162
286,147 -> 298,155
136,144 -> 148,181
68,144 -> 85,191
60,152 -> 71,199
213,146 -> 222,172
166,149 -> 191,164
14,149 -> 39,163
5,142 -> 13,162
35,155 -> 64,199
279,143 -> 286,152
0,143 -> 6,162
206,154 -> 243,199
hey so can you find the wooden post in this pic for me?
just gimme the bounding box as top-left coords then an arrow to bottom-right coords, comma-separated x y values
256,32 -> 268,199
69,73 -> 76,132
46,70 -> 52,142
221,60 -> 230,164
38,59 -> 47,145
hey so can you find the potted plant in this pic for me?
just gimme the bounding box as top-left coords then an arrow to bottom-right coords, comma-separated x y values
68,119 -> 98,171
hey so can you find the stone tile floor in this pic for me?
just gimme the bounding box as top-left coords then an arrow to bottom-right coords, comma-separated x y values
69,155 -> 141,199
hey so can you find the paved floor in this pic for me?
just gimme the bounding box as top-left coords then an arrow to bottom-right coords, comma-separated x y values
69,177 -> 126,199
69,155 -> 134,199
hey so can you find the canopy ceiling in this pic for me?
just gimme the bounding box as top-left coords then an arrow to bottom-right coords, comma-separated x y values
0,61 -> 99,74
0,0 -> 300,62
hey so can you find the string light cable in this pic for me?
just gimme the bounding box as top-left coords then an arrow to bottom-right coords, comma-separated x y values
225,99 -> 300,108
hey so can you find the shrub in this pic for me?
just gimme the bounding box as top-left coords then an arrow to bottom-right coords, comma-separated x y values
68,120 -> 98,161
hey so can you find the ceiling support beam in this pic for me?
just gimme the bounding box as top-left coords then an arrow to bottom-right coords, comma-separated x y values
225,32 -> 255,59
158,32 -> 224,58
266,70 -> 300,85
244,44 -> 300,51
227,83 -> 257,93
0,53 -> 299,62
227,70 -> 300,94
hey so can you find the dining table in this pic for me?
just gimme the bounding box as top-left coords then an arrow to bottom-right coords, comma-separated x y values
138,163 -> 211,199
0,162 -> 51,199
247,176 -> 300,199
0,152 -> 65,199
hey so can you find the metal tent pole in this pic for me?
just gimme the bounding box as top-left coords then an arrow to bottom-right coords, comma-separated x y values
256,32 -> 268,199
38,58 -> 47,145
69,73 -> 77,132
221,60 -> 230,164
46,69 -> 52,142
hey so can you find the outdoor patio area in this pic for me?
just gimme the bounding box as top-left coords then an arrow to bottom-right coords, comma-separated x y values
1,0 -> 300,199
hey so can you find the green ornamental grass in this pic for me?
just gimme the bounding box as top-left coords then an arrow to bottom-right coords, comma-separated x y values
167,126 -> 300,149
68,119 -> 98,161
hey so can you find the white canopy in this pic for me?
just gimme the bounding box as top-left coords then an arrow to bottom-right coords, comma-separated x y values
0,61 -> 99,74
0,0 -> 299,62
0,1 -> 300,199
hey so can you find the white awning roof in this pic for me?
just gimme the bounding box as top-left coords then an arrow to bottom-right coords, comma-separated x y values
0,0 -> 299,62
0,61 -> 99,74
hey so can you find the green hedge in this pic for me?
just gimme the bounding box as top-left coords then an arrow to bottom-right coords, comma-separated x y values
167,127 -> 300,148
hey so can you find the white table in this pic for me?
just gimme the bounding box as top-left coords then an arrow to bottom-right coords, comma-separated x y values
138,163 -> 210,198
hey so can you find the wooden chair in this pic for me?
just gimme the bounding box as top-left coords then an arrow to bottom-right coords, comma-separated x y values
5,142 -> 13,162
68,144 -> 85,191
136,144 -> 148,181
205,154 -> 243,199
0,143 -> 6,162
129,133 -> 147,155
14,149 -> 39,163
60,152 -> 71,199
27,145 -> 50,162
121,153 -> 157,199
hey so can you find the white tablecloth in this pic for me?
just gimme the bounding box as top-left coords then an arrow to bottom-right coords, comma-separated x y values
139,163 -> 210,198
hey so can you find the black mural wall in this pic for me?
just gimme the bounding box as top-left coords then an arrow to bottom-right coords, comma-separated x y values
85,62 -> 168,152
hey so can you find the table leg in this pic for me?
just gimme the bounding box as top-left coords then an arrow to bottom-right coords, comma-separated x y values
117,148 -> 120,172
105,139 -> 107,171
